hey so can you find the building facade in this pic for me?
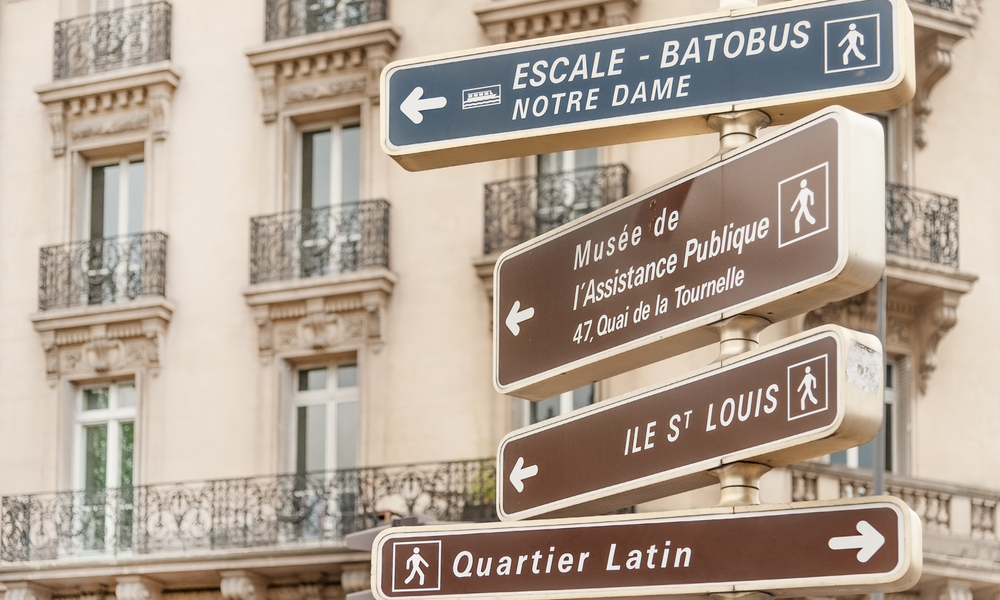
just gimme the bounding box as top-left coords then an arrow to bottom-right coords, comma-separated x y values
0,2 -> 995,600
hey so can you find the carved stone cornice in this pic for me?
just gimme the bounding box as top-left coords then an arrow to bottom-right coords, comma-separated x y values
245,269 -> 395,363
35,62 -> 180,156
30,297 -> 173,384
475,0 -> 638,44
245,22 -> 400,121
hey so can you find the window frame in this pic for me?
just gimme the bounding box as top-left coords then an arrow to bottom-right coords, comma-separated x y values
290,359 -> 360,474
73,379 -> 138,493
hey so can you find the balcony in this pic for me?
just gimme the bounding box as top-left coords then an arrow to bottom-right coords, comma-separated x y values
250,200 -> 389,285
38,232 -> 167,312
53,1 -> 171,81
886,183 -> 959,268
483,164 -> 629,256
0,459 -> 495,563
265,0 -> 388,41
788,462 -> 999,585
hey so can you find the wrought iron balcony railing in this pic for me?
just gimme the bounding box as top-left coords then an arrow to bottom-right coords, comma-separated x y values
265,0 -> 387,41
910,0 -> 954,11
38,232 -> 167,311
886,183 -> 959,268
53,1 -> 171,80
250,199 -> 390,285
0,459 -> 496,562
483,164 -> 629,255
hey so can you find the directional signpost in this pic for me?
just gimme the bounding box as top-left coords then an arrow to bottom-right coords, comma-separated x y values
497,325 -> 883,520
494,105 -> 884,400
373,497 -> 921,600
375,2 -> 920,599
381,0 -> 913,170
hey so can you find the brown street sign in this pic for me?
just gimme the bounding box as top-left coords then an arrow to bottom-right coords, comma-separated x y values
372,497 -> 922,600
381,0 -> 914,170
493,105 -> 885,401
497,325 -> 883,521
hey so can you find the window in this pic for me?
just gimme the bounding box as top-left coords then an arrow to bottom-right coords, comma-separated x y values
86,157 -> 145,304
298,123 -> 361,276
293,362 -> 359,473
529,385 -> 595,425
75,381 -> 136,551
535,148 -> 600,234
830,358 -> 898,471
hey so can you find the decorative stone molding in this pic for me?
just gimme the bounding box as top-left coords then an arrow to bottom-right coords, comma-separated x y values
340,565 -> 371,594
245,269 -> 395,364
246,22 -> 400,121
475,0 -> 638,44
804,257 -> 976,393
220,571 -> 269,600
31,297 -> 173,384
931,582 -> 974,600
115,577 -> 162,600
3,583 -> 52,600
909,0 -> 980,148
35,62 -> 180,156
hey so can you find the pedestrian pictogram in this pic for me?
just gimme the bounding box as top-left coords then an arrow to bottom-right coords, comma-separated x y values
826,14 -> 882,74
392,541 -> 442,593
779,163 -> 830,248
840,24 -> 868,65
788,355 -> 830,421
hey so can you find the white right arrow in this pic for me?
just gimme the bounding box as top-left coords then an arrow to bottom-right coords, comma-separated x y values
828,519 -> 886,563
400,87 -> 447,124
509,456 -> 539,493
505,301 -> 535,336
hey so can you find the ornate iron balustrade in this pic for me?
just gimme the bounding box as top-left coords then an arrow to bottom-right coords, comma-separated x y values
265,0 -> 387,41
886,183 -> 959,268
0,459 -> 497,562
53,1 -> 171,80
250,199 -> 390,285
38,232 -> 167,311
483,164 -> 629,255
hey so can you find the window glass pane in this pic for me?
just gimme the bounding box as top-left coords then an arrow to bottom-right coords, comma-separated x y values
101,164 -> 121,238
537,153 -> 563,175
571,385 -> 594,411
574,148 -> 599,171
530,396 -> 560,424
298,367 -> 327,391
303,129 -> 332,209
337,364 -> 358,388
119,421 -> 134,489
829,450 -> 847,466
857,440 -> 874,470
84,388 -> 109,411
336,401 -> 358,469
885,362 -> 894,390
117,383 -> 137,408
127,160 -> 144,235
296,404 -> 327,473
884,403 -> 894,472
84,424 -> 108,490
341,124 -> 361,204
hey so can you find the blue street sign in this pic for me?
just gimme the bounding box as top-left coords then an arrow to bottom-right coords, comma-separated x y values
380,0 -> 913,171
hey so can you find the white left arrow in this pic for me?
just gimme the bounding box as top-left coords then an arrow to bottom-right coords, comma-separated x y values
828,519 -> 886,563
400,87 -> 447,124
505,301 -> 534,336
509,456 -> 539,493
